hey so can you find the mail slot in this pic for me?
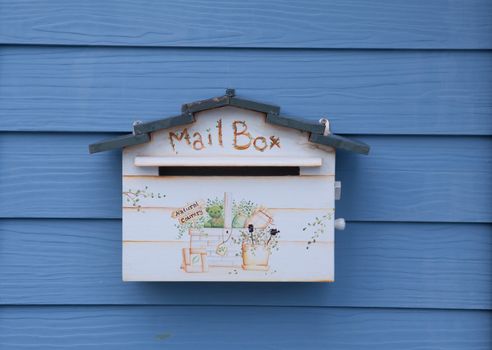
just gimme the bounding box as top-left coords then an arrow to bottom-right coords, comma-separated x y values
89,89 -> 369,282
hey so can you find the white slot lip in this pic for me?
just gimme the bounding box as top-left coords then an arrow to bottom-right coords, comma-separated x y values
134,156 -> 322,167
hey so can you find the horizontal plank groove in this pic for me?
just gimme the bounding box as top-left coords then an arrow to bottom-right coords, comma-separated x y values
0,304 -> 489,312
2,43 -> 492,51
0,0 -> 491,49
1,47 -> 491,135
0,219 -> 490,309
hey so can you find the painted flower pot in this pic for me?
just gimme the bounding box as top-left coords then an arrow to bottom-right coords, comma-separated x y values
241,243 -> 270,271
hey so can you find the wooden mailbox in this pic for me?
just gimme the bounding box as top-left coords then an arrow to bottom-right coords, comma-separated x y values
90,89 -> 369,282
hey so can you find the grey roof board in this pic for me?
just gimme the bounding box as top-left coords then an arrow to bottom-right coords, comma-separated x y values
181,94 -> 230,113
266,113 -> 325,134
309,133 -> 370,155
229,97 -> 280,114
181,89 -> 280,115
134,113 -> 194,135
88,89 -> 370,155
88,133 -> 150,154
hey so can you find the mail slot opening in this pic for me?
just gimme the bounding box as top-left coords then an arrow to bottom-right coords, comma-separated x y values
158,166 -> 300,176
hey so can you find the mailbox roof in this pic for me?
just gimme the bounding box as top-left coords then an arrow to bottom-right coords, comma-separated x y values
89,89 -> 370,155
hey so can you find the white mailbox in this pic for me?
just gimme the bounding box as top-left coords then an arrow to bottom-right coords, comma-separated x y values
90,89 -> 369,282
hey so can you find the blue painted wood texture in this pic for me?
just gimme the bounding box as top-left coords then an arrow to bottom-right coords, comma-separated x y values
0,47 -> 491,135
1,1 -> 491,348
0,306 -> 490,350
0,0 -> 491,49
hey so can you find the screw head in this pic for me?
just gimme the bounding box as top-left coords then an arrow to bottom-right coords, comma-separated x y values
269,228 -> 279,236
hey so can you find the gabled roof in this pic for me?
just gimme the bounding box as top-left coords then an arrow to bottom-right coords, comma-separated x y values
89,89 -> 370,155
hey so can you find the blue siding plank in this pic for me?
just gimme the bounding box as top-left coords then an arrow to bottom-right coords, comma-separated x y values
0,47 -> 491,135
0,133 -> 490,222
0,0 -> 491,49
0,306 -> 490,350
0,219 -> 490,309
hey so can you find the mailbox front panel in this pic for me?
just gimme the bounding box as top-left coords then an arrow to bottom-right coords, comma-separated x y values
122,107 -> 335,282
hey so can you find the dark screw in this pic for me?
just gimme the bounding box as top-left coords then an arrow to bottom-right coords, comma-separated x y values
247,224 -> 254,244
269,229 -> 279,236
267,228 -> 280,245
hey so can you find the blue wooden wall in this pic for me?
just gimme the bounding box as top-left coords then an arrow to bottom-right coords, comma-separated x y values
0,1 -> 491,348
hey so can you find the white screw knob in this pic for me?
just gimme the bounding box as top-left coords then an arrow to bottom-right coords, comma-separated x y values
335,218 -> 346,230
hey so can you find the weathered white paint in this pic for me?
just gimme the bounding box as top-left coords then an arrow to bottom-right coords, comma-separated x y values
123,176 -> 334,209
121,105 -> 337,281
134,156 -> 323,167
123,241 -> 334,282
